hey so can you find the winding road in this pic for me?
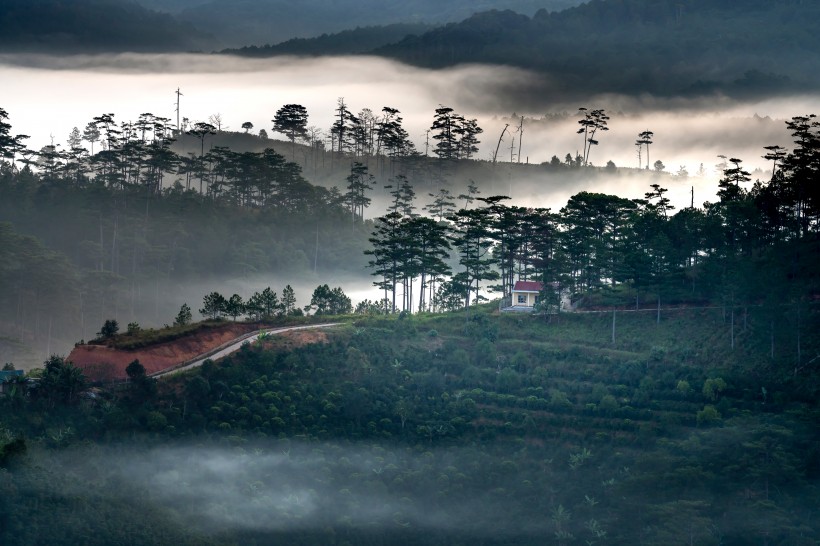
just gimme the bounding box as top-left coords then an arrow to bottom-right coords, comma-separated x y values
150,323 -> 341,379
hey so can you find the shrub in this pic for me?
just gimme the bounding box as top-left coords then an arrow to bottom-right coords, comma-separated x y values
598,394 -> 619,413
97,319 -> 119,339
702,378 -> 727,401
549,388 -> 572,408
696,405 -> 721,426
146,411 -> 168,431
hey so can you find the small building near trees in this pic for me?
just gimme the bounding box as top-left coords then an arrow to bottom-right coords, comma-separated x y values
502,280 -> 573,313
511,280 -> 543,308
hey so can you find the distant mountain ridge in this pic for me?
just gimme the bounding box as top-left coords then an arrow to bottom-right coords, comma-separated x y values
224,23 -> 437,57
2,0 -> 817,101
372,0 -> 820,97
0,0 -> 214,53
141,0 -> 582,47
221,0 -> 819,99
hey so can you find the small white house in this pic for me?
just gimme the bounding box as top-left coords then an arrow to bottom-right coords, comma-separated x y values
511,280 -> 543,308
503,280 -> 573,313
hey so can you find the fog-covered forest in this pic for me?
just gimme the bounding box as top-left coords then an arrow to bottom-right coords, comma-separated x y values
0,105 -> 381,366
2,1 -> 819,544
0,99 -> 817,361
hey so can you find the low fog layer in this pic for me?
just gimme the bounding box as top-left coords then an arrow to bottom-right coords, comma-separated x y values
37,441 -> 552,536
1,53 -> 809,181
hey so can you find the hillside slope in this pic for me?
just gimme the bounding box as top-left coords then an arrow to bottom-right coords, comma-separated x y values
169,0 -> 580,47
141,306 -> 820,542
226,0 -> 820,99
69,322 -> 258,381
0,0 -> 215,53
2,302 -> 819,544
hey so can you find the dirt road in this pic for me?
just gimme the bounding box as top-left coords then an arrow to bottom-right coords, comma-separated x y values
150,323 -> 340,379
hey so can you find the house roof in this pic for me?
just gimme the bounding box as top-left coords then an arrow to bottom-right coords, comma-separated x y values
513,280 -> 544,293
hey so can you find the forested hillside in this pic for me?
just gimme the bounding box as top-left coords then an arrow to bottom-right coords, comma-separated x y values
0,0 -> 214,53
361,112 -> 819,322
0,108 -> 373,366
2,0 -> 818,544
377,0 -> 820,97
1,100 -> 819,544
227,0 -> 820,99
160,0 -> 581,47
226,23 -> 436,57
1,102 -> 817,363
1,299 -> 818,544
0,0 -> 582,53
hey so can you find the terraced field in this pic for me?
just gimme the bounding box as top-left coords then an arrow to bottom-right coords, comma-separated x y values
3,303 -> 816,545
133,304 -> 817,544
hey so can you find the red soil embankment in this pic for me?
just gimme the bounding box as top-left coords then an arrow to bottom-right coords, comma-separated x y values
69,323 -> 259,382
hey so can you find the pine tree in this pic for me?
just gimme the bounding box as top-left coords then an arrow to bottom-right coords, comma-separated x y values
174,303 -> 192,326
199,292 -> 226,320
344,162 -> 374,223
281,285 -> 297,315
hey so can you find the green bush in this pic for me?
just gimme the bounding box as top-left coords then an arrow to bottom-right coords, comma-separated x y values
696,405 -> 721,426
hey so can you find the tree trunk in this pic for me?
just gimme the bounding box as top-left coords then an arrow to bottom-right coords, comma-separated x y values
796,303 -> 801,376
770,320 -> 774,359
656,294 -> 660,324
611,309 -> 616,343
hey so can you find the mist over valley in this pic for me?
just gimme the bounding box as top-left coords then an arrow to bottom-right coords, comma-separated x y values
1,1 -> 819,545
2,52 -> 807,206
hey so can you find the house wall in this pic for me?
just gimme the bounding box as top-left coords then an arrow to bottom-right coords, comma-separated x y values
512,291 -> 538,307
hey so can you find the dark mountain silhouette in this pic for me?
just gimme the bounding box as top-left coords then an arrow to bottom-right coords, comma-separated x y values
146,0 -> 581,48
373,0 -> 820,97
0,0 -> 215,53
224,23 -> 436,57
220,0 -> 819,99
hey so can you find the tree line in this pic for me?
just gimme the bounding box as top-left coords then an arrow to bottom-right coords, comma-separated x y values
0,105 -> 377,357
1,103 -> 817,361
1,100 -> 484,212
366,114 -> 820,320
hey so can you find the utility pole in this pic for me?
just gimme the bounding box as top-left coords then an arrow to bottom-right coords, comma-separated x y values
517,115 -> 524,163
175,88 -> 183,131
